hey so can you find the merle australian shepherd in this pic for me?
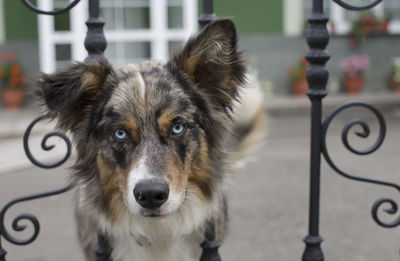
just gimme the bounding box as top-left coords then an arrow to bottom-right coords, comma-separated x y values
38,19 -> 264,261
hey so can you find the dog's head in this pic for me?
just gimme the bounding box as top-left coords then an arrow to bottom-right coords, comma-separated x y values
39,19 -> 245,221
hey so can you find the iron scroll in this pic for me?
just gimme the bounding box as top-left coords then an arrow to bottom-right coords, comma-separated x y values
0,184 -> 72,246
21,0 -> 81,15
23,114 -> 72,169
0,112 -> 73,255
332,0 -> 383,11
321,101 -> 400,229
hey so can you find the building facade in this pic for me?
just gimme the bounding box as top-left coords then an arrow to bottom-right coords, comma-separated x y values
0,0 -> 400,97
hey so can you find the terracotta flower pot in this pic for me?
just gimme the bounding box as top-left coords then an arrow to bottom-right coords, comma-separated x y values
344,75 -> 363,94
2,88 -> 24,109
390,74 -> 400,93
380,20 -> 389,33
292,79 -> 308,96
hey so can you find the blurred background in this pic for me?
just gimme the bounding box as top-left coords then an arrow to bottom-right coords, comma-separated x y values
0,0 -> 399,260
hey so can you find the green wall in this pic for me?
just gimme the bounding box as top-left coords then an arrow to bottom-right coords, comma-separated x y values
4,0 -> 38,40
4,0 -> 283,40
212,0 -> 283,33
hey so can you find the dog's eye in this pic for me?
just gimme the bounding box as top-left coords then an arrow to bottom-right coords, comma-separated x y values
171,123 -> 186,135
113,129 -> 128,141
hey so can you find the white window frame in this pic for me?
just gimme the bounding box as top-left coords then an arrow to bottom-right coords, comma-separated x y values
38,0 -> 197,73
325,1 -> 400,35
287,0 -> 400,36
0,0 -> 5,44
38,0 -> 86,73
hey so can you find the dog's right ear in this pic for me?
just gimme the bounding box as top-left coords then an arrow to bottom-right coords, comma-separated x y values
38,59 -> 115,130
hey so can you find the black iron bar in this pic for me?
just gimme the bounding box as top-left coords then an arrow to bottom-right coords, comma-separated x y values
332,0 -> 383,11
200,222 -> 221,261
94,235 -> 113,261
197,1 -> 221,260
302,0 -> 330,260
0,237 -> 6,261
84,0 -> 107,59
20,0 -> 81,15
199,0 -> 217,28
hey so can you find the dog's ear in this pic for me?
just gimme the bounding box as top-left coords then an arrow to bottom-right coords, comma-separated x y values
169,19 -> 246,111
38,59 -> 115,129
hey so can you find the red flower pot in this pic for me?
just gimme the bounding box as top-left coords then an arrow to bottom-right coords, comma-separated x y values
344,75 -> 363,94
390,74 -> 400,93
2,88 -> 24,109
292,79 -> 308,96
380,20 -> 389,33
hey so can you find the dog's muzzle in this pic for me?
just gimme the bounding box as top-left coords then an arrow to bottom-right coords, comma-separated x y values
133,179 -> 169,209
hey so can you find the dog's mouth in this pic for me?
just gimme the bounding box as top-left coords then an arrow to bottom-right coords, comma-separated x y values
139,208 -> 171,218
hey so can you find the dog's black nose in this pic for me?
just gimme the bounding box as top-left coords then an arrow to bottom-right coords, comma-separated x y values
133,180 -> 169,209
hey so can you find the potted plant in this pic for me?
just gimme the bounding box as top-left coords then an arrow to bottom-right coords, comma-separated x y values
350,12 -> 390,48
0,53 -> 28,109
350,12 -> 375,47
390,58 -> 400,92
288,56 -> 308,96
380,11 -> 393,32
340,54 -> 370,94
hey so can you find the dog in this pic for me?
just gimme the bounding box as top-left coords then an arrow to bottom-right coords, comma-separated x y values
38,19 -> 264,261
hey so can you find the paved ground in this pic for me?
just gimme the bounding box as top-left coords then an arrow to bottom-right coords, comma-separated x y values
1,94 -> 400,260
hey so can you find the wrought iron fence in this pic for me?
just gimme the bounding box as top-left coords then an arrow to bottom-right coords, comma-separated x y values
0,0 -> 398,261
302,0 -> 399,260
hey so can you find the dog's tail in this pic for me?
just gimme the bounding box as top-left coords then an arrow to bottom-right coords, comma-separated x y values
227,71 -> 266,168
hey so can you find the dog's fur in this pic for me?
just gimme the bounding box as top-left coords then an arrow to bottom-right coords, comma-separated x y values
38,19 -> 264,261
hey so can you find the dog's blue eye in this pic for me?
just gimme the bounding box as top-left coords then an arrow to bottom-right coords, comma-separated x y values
171,123 -> 185,135
113,129 -> 128,140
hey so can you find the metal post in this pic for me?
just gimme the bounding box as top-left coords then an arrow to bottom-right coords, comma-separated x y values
197,2 -> 221,259
94,235 -> 112,261
302,0 -> 330,260
200,222 -> 221,261
0,238 -> 6,261
84,0 -> 107,59
198,0 -> 217,28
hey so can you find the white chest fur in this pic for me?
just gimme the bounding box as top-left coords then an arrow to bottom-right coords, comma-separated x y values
111,231 -> 202,261
95,188 -> 215,261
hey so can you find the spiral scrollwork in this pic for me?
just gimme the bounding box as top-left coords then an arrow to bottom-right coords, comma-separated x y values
0,184 -> 72,245
0,114 -> 75,245
322,101 -> 400,228
372,198 -> 400,228
23,114 -> 72,169
332,0 -> 383,11
20,0 -> 81,15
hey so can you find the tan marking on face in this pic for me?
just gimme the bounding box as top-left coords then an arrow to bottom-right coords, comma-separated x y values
97,153 -> 127,223
164,152 -> 186,195
186,182 -> 208,202
120,117 -> 140,140
157,109 -> 176,136
188,133 -> 212,202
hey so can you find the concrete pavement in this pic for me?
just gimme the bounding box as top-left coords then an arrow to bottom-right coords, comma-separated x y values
1,93 -> 400,260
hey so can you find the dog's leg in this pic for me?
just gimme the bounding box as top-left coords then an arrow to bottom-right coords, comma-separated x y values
76,207 -> 98,261
213,195 -> 229,242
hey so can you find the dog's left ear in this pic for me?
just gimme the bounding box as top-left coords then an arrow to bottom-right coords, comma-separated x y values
169,19 -> 246,111
38,59 -> 115,131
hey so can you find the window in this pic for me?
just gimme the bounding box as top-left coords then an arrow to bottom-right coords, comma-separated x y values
303,0 -> 400,35
38,0 -> 197,73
